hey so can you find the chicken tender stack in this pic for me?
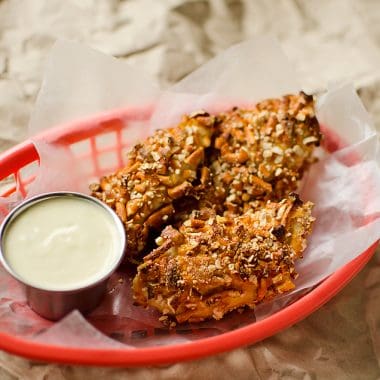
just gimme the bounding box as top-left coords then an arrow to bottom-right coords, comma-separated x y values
92,92 -> 321,323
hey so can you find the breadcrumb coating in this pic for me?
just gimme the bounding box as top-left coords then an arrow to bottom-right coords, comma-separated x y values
207,92 -> 321,214
133,194 -> 314,323
91,112 -> 216,257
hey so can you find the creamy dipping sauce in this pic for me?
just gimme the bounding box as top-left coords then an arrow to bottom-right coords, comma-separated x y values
2,196 -> 122,291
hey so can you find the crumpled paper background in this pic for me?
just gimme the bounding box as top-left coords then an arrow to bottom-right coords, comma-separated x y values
1,0 -> 380,379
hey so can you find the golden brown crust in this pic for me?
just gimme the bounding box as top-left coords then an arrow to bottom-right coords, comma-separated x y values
206,92 -> 321,214
132,194 -> 315,323
91,113 -> 216,257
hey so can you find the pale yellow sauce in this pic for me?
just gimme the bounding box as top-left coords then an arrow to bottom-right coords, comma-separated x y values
3,196 -> 121,290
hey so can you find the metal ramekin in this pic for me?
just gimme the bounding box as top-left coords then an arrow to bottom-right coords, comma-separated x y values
0,191 -> 126,321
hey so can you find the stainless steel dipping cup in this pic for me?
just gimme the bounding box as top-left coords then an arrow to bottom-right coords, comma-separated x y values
0,192 -> 126,321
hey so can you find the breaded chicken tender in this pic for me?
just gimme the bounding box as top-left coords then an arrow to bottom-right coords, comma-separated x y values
208,92 -> 321,214
133,194 -> 314,323
91,112 -> 216,258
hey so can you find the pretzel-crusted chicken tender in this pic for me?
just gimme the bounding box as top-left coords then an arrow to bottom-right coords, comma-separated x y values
91,112 -> 216,257
209,92 -> 321,214
132,194 -> 314,323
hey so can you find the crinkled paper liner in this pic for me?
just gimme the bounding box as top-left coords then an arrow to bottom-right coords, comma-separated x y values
0,37 -> 379,348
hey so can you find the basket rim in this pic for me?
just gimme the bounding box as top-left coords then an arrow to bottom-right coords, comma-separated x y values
0,105 -> 154,184
0,108 -> 378,366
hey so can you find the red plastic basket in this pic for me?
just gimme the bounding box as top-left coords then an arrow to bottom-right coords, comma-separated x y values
0,107 -> 377,366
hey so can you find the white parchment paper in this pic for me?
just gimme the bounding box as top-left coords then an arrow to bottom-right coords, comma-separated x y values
0,37 -> 379,348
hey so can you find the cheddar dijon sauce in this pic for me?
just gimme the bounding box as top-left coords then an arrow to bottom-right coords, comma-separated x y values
3,196 -> 121,291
